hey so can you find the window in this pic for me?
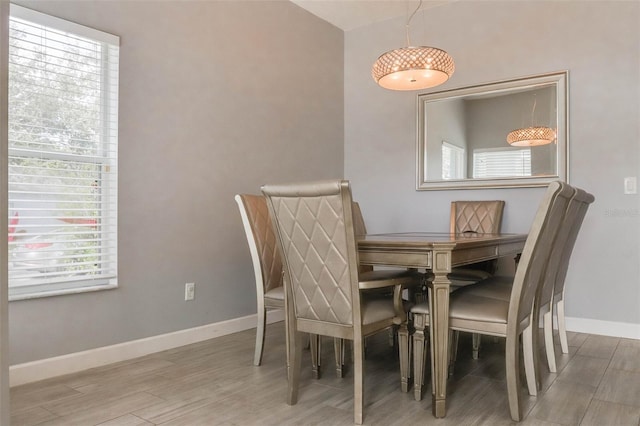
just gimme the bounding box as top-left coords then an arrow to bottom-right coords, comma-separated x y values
441,141 -> 465,180
473,148 -> 531,179
8,5 -> 119,299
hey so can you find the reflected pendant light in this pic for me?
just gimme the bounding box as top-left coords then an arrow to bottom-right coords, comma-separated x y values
506,126 -> 557,147
372,0 -> 454,91
507,96 -> 556,146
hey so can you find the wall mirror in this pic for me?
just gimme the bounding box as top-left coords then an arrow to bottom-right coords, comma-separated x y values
417,71 -> 568,190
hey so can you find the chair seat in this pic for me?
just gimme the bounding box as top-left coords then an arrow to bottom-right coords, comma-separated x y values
265,286 -> 285,301
360,270 -> 420,326
359,269 -> 423,290
456,276 -> 513,301
411,279 -> 510,324
450,292 -> 509,324
361,298 -> 401,325
449,268 -> 493,282
411,301 -> 429,316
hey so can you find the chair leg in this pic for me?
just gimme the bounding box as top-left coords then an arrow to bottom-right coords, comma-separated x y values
398,323 -> 410,392
448,330 -> 459,377
388,327 -> 395,347
304,334 -> 310,350
353,337 -> 365,425
523,325 -> 537,396
543,307 -> 557,373
412,313 -> 428,401
334,338 -> 345,378
472,333 -> 481,360
287,330 -> 303,405
310,334 -> 321,379
505,333 -> 523,421
556,297 -> 569,354
254,307 -> 266,366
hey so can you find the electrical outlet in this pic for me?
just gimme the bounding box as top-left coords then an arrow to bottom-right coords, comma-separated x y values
624,177 -> 637,194
185,283 -> 195,301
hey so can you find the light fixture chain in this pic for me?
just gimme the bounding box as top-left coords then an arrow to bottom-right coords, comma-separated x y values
406,0 -> 423,47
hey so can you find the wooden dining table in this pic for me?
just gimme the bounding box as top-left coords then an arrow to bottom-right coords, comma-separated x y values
357,232 -> 527,418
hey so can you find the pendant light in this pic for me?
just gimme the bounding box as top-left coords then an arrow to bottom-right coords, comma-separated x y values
507,95 -> 556,147
372,0 -> 454,91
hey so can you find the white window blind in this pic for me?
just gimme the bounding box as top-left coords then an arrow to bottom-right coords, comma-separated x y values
441,141 -> 465,180
8,5 -> 119,299
473,148 -> 531,179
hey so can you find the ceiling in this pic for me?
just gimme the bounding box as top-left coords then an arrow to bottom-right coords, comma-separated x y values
290,0 -> 454,32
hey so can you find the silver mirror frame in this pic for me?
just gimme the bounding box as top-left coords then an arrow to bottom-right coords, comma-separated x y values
416,71 -> 569,190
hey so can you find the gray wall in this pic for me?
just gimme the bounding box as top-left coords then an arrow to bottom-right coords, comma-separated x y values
345,1 -> 640,325
9,0 -> 344,364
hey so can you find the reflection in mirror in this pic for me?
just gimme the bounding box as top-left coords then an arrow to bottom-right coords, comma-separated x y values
417,71 -> 568,190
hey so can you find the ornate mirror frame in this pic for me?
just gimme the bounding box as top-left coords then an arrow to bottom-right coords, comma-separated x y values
416,71 -> 568,190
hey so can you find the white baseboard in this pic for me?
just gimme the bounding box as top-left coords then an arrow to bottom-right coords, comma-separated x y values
565,316 -> 640,340
10,311 -> 638,387
10,310 -> 285,387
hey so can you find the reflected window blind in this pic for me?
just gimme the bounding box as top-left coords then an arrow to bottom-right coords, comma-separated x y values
473,148 -> 531,179
8,5 -> 119,299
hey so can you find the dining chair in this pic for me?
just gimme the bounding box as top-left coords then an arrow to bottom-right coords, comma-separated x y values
538,188 -> 594,372
236,193 -> 343,377
449,200 -> 505,283
262,179 -> 421,424
449,186 -> 593,391
409,181 -> 574,421
235,194 -> 285,367
235,194 -> 316,373
449,200 -> 505,359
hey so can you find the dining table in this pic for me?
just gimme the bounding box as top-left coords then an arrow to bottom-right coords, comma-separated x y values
357,232 -> 527,418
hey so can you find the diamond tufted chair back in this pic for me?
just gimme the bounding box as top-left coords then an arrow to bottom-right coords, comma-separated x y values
263,180 -> 360,327
450,200 -> 505,234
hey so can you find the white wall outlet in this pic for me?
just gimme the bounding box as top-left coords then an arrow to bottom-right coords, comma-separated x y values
624,177 -> 637,194
184,283 -> 195,301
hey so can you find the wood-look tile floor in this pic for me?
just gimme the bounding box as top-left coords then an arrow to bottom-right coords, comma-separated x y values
10,322 -> 640,425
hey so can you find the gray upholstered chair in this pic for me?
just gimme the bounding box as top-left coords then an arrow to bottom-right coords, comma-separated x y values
262,179 -> 421,424
235,194 -> 285,367
236,194 -> 339,377
538,189 -> 594,372
449,200 -> 505,283
408,181 -> 575,421
449,200 -> 505,359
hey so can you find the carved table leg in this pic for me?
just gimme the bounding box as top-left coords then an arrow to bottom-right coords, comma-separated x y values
429,248 -> 453,418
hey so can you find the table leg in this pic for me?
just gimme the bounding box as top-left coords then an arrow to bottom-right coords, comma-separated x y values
428,249 -> 452,418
